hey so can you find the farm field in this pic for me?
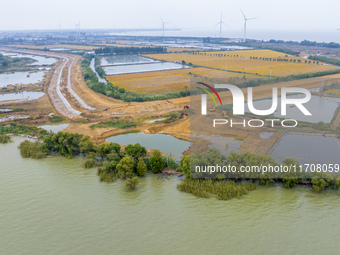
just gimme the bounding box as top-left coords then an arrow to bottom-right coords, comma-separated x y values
106,68 -> 193,93
106,67 -> 264,93
9,44 -> 99,50
145,50 -> 340,77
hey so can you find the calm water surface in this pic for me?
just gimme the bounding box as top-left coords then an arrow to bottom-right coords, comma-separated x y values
103,62 -> 189,75
1,137 -> 339,255
106,132 -> 190,160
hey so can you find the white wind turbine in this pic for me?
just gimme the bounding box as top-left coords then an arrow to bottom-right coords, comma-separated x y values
215,12 -> 228,37
160,17 -> 170,36
240,9 -> 257,42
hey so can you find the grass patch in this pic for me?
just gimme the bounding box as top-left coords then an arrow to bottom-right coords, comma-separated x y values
49,116 -> 65,123
0,134 -> 12,144
177,179 -> 257,200
90,120 -> 137,129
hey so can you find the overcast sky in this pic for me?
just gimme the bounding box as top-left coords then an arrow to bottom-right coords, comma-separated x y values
1,0 -> 339,31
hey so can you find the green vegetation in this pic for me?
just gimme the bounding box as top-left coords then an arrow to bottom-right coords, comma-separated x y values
178,179 -> 257,200
124,177 -> 139,190
266,39 -> 340,49
0,123 -> 44,136
12,108 -> 24,112
90,120 -> 137,129
162,112 -> 181,123
150,150 -> 164,173
0,134 -> 12,144
18,140 -> 47,159
177,149 -> 340,199
94,55 -> 106,78
48,116 -> 65,123
0,53 -> 35,72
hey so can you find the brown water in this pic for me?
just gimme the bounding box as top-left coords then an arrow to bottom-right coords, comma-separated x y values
1,137 -> 339,255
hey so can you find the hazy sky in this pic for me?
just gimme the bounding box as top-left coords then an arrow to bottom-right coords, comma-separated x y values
1,0 -> 339,31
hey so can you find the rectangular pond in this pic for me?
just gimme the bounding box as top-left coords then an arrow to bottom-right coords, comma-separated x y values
0,91 -> 45,102
103,62 -> 189,75
268,133 -> 340,165
244,95 -> 340,123
105,132 -> 190,160
101,55 -> 158,66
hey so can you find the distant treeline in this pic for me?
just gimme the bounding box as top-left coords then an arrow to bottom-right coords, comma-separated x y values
94,46 -> 166,55
81,54 -> 190,102
308,55 -> 340,66
267,39 -> 340,49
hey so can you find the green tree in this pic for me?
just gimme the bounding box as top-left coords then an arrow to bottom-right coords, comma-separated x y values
179,155 -> 190,178
136,157 -> 147,176
124,177 -> 139,190
150,150 -> 164,173
116,155 -> 135,179
125,143 -> 146,158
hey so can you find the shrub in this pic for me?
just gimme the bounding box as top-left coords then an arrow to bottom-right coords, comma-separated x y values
0,134 -> 12,144
124,177 -> 139,190
150,150 -> 164,173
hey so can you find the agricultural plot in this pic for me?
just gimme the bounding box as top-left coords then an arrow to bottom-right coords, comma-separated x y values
106,67 -> 264,93
106,68 -> 193,93
145,50 -> 339,77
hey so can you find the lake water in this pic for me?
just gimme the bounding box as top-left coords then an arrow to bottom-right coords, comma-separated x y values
0,91 -> 45,101
0,136 -> 339,255
100,55 -> 158,66
0,71 -> 46,87
269,133 -> 340,165
0,51 -> 57,66
245,95 -> 340,123
103,62 -> 189,75
106,132 -> 190,160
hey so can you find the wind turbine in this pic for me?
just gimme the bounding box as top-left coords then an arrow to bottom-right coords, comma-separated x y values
160,17 -> 170,37
74,20 -> 81,36
240,9 -> 257,42
215,12 -> 228,37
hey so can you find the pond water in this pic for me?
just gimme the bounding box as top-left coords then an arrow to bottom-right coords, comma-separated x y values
244,95 -> 340,123
192,134 -> 243,156
260,132 -> 274,139
269,133 -> 340,165
39,123 -> 69,133
147,118 -> 166,123
0,115 -> 30,122
0,51 -> 57,66
0,136 -> 339,255
90,58 -> 107,83
106,132 -> 190,160
0,91 -> 45,101
103,62 -> 189,75
0,109 -> 12,112
0,71 -> 46,87
100,55 -> 158,66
